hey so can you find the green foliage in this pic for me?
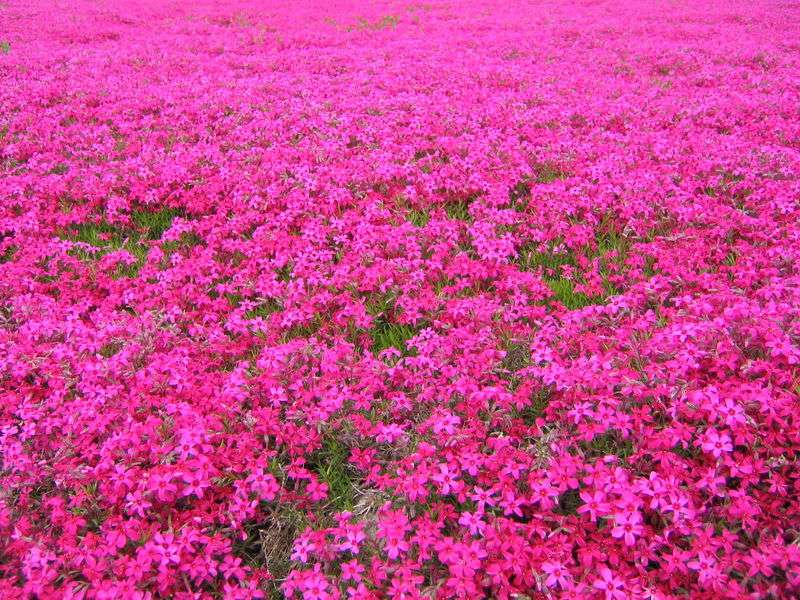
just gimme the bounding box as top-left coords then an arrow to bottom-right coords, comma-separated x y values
582,430 -> 634,461
48,163 -> 69,175
364,291 -> 415,354
532,160 -> 569,183
62,208 -> 183,278
276,263 -> 293,282
308,436 -> 358,512
281,317 -> 323,342
407,208 -> 430,227
244,298 -> 283,319
545,278 -> 595,310
131,207 -> 183,240
508,178 -> 531,211
234,506 -> 308,599
516,216 -> 634,310
65,222 -> 147,278
369,318 -> 418,354
445,200 -> 471,222
1,245 -> 17,264
501,342 -> 531,373
160,231 -> 204,259
516,244 -> 596,308
515,242 -> 576,274
365,290 -> 397,317
353,14 -> 399,30
556,488 -> 582,516
512,387 -> 552,425
99,341 -> 123,358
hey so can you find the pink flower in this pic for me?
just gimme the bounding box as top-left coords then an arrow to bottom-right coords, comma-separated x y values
340,559 -> 364,581
247,470 -> 280,501
593,567 -> 628,599
182,470 -> 210,499
336,522 -> 366,555
444,540 -> 487,579
541,561 -> 571,589
4,2 -> 800,599
698,428 -> 733,459
457,510 -> 486,536
687,552 -> 725,591
577,489 -> 610,522
611,512 -> 643,546
220,555 -> 246,581
306,479 -> 329,502
291,536 -> 315,563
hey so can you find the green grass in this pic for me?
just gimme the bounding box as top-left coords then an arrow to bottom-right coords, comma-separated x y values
432,277 -> 455,297
407,208 -> 430,227
582,430 -> 634,462
131,207 -> 183,239
308,436 -> 358,512
225,293 -> 244,308
365,290 -> 397,318
160,231 -> 204,262
555,488 -> 582,516
244,299 -> 283,320
353,14 -> 399,30
1,245 -> 17,264
48,163 -> 69,175
591,224 -> 631,296
516,243 -> 576,274
445,200 -> 471,222
276,263 -> 293,282
280,317 -> 323,342
532,160 -> 569,183
512,387 -> 552,425
672,443 -> 700,461
369,319 -> 418,355
62,207 -> 183,278
516,220 -> 633,310
234,506 -> 308,600
508,178 -> 531,211
545,278 -> 596,310
595,228 -> 629,259
501,342 -> 531,373
515,243 -> 594,308
65,222 -> 149,278
99,341 -> 123,358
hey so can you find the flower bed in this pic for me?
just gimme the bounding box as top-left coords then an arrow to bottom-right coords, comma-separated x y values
1,0 -> 800,598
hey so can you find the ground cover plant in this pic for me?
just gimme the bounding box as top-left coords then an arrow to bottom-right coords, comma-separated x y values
1,0 -> 800,598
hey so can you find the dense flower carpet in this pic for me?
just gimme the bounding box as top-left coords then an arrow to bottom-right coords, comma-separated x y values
1,0 -> 800,598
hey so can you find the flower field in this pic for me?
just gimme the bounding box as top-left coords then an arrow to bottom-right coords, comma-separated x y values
2,0 -> 800,597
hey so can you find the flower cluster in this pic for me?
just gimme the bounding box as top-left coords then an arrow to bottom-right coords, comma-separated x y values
1,0 -> 800,598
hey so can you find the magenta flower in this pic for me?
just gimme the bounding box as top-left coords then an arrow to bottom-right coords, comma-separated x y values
699,428 -> 733,459
541,561 -> 571,589
2,1 -> 800,598
577,489 -> 610,522
611,512 -> 644,546
593,567 -> 628,599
